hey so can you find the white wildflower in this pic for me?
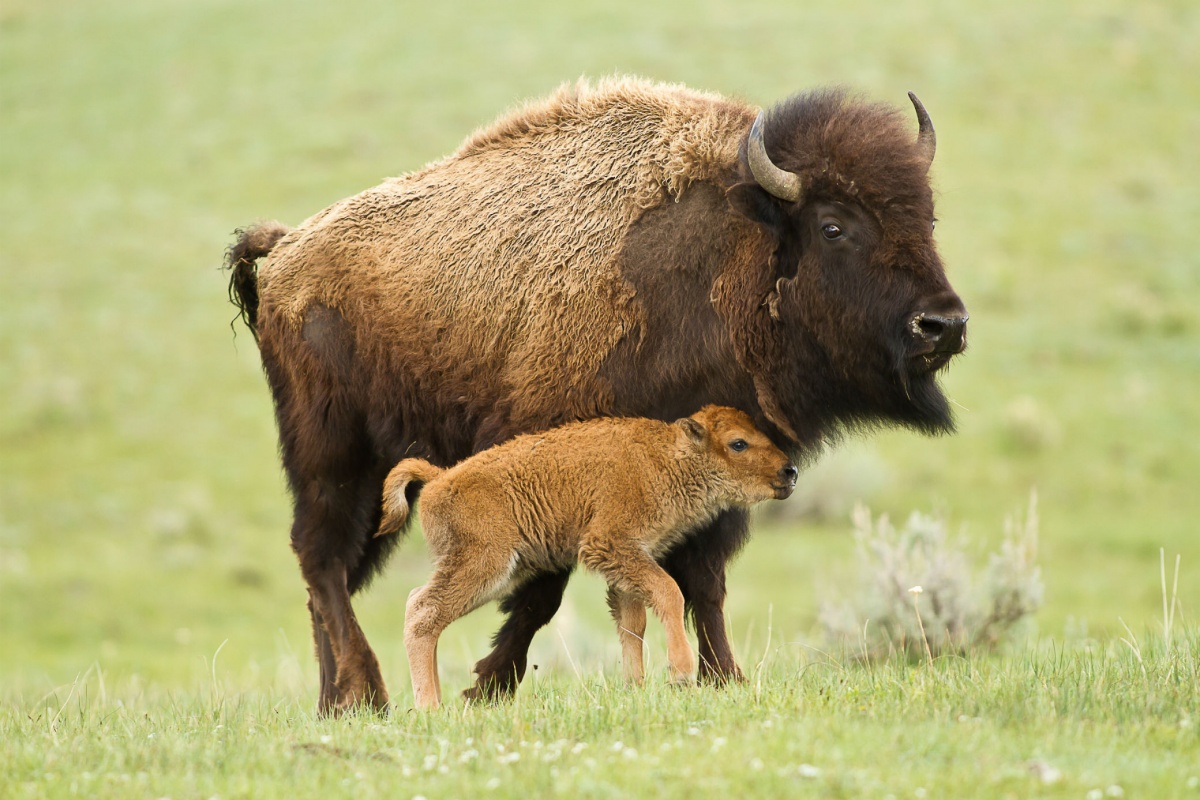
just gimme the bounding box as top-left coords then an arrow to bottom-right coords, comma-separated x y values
1027,760 -> 1062,784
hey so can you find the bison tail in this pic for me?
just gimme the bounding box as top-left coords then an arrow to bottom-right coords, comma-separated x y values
224,221 -> 291,340
375,458 -> 444,538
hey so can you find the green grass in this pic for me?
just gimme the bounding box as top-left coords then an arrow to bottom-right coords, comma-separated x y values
1,0 -> 1198,796
5,638 -> 1198,799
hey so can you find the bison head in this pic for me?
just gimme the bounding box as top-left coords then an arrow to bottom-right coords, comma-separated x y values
724,89 -> 968,446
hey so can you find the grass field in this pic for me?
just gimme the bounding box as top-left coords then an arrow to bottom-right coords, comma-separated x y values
2,0 -> 1198,796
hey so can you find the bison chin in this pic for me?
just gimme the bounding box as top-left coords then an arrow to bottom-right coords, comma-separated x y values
890,365 -> 957,437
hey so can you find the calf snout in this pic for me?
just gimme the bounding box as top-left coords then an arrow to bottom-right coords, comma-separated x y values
774,463 -> 798,499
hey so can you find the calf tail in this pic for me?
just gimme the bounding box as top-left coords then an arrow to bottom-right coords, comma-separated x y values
224,221 -> 291,340
376,458 -> 445,537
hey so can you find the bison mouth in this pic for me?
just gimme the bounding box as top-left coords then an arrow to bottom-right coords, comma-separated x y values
906,311 -> 968,376
771,482 -> 795,500
909,346 -> 962,376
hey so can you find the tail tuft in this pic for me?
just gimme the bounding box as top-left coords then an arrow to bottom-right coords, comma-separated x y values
376,459 -> 445,537
224,221 -> 291,340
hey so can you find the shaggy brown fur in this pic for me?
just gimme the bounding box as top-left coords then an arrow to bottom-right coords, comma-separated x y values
379,406 -> 796,710
225,76 -> 968,714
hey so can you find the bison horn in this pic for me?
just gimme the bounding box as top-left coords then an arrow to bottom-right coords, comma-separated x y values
908,91 -> 936,170
747,111 -> 803,203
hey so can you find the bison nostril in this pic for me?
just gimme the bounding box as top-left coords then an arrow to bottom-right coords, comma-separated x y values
918,317 -> 946,337
781,464 -> 798,481
913,313 -> 967,352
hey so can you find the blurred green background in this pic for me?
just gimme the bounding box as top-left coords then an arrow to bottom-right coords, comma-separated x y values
2,0 -> 1196,698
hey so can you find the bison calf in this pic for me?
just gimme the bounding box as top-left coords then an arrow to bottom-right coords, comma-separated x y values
377,405 -> 796,710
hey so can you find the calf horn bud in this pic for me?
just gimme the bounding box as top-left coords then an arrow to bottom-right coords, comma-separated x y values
747,111 -> 803,203
908,91 -> 936,170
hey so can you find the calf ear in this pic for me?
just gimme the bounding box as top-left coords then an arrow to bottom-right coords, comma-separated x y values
677,417 -> 706,443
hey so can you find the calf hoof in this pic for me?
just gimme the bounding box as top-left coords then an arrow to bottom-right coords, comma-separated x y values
412,697 -> 441,712
668,672 -> 697,688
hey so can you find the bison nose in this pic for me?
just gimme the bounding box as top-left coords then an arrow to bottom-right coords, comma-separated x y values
780,464 -> 798,483
913,312 -> 968,354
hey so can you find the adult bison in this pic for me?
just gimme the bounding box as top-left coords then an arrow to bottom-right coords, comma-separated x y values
226,77 -> 967,714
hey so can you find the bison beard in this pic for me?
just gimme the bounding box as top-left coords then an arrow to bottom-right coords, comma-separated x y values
226,77 -> 967,713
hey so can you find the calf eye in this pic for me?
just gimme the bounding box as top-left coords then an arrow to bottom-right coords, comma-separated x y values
821,223 -> 843,240
729,439 -> 749,452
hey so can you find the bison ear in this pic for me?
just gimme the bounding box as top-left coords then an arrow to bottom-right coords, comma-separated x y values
726,182 -> 784,230
677,417 -> 707,444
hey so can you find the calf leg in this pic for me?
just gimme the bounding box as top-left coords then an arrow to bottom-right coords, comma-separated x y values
407,548 -> 515,710
404,584 -> 444,711
585,544 -> 694,684
607,585 -> 648,684
660,508 -> 751,684
463,568 -> 573,702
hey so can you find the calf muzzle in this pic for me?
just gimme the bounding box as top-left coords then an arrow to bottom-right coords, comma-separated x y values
773,464 -> 798,499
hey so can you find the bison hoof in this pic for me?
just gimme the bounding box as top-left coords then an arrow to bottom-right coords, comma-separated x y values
697,664 -> 746,686
462,679 -> 518,705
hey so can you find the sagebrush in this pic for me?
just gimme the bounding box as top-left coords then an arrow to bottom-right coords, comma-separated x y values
820,493 -> 1043,659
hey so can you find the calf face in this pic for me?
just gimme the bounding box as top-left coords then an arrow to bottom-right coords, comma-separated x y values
684,405 -> 798,503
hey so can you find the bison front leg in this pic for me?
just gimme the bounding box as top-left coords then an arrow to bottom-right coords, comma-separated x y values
661,508 -> 751,685
463,568 -> 573,703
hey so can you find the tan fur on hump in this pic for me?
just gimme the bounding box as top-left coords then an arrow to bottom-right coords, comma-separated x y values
256,77 -> 755,429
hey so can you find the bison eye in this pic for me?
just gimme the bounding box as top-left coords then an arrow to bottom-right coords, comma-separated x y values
729,439 -> 749,452
931,218 -> 938,231
821,223 -> 843,240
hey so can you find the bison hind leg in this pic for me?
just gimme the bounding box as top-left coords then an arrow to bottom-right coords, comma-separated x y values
463,567 -> 574,703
